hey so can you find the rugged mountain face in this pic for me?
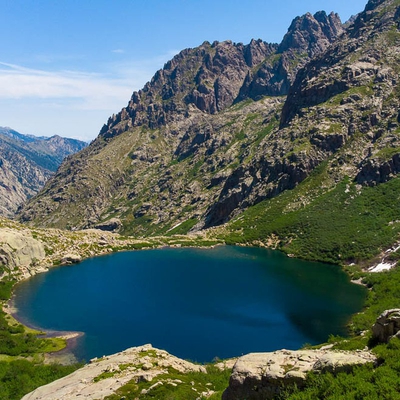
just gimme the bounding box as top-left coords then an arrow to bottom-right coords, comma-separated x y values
0,127 -> 87,217
237,11 -> 343,102
205,0 -> 400,226
100,11 -> 342,139
18,0 -> 400,239
18,10 -> 343,234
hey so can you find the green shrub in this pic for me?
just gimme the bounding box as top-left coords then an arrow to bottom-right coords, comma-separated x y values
0,359 -> 80,400
223,174 -> 400,264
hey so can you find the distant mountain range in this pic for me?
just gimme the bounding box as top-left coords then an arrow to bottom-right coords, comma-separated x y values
0,127 -> 87,217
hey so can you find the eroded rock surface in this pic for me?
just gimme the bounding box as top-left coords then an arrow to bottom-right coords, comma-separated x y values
222,349 -> 376,400
18,10 -> 343,234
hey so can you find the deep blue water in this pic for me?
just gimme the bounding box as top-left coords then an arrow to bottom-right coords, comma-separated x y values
13,246 -> 366,362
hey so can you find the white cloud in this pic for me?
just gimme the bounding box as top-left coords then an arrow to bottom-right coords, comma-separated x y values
0,50 -> 178,141
0,61 -> 133,110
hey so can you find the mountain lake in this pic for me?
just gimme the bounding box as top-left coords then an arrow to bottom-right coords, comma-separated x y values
12,246 -> 366,362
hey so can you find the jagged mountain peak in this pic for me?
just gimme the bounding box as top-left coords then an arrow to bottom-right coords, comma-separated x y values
281,0 -> 400,128
365,0 -> 388,11
277,10 -> 343,55
99,12 -> 342,142
99,39 -> 278,139
0,126 -> 38,143
17,8 -> 348,232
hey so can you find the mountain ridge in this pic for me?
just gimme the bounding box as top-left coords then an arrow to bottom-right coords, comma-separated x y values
0,127 -> 87,217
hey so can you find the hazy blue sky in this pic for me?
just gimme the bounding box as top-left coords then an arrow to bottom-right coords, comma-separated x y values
1,0 -> 368,141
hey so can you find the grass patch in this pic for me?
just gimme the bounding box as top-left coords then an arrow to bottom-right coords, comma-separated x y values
375,147 -> 400,161
38,338 -> 67,353
222,171 -> 400,264
0,271 -> 82,399
325,85 -> 374,107
166,218 -> 199,235
282,339 -> 400,399
0,280 -> 15,301
0,359 -> 80,400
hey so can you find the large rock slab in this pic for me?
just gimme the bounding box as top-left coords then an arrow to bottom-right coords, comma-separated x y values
222,349 -> 376,400
0,228 -> 46,278
22,344 -> 206,400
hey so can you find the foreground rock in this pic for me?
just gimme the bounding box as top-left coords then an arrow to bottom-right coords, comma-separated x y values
22,344 -> 206,400
222,349 -> 376,400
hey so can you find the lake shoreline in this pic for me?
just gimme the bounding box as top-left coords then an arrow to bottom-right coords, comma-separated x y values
9,246 -> 367,363
5,292 -> 83,365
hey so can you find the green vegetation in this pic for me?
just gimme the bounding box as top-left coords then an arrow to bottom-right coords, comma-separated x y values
0,308 -> 53,356
105,365 -> 231,400
166,218 -> 199,235
0,229 -> 85,400
282,352 -> 398,399
375,146 -> 400,161
325,85 -> 374,107
0,304 -> 81,399
121,214 -> 155,237
0,280 -> 15,301
1,171 -> 400,399
0,359 -> 79,400
253,119 -> 277,147
222,170 -> 400,264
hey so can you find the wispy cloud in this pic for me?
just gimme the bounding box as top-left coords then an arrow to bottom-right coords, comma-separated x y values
0,61 -> 133,110
112,49 -> 125,54
0,49 -> 177,111
0,50 -> 178,140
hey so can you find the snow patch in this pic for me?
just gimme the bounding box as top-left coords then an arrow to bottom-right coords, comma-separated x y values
369,262 -> 396,273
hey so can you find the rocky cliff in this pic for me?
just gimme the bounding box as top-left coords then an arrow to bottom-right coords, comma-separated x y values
204,0 -> 400,226
0,127 -> 87,217
100,11 -> 342,138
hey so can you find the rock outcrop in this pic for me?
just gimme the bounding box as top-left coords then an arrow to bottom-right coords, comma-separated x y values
222,349 -> 376,400
22,344 -> 375,400
100,13 -> 343,141
21,344 -> 207,400
237,11 -> 343,102
0,228 -> 46,279
60,253 -> 82,265
372,309 -> 400,343
94,218 -> 122,232
204,0 -> 400,226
